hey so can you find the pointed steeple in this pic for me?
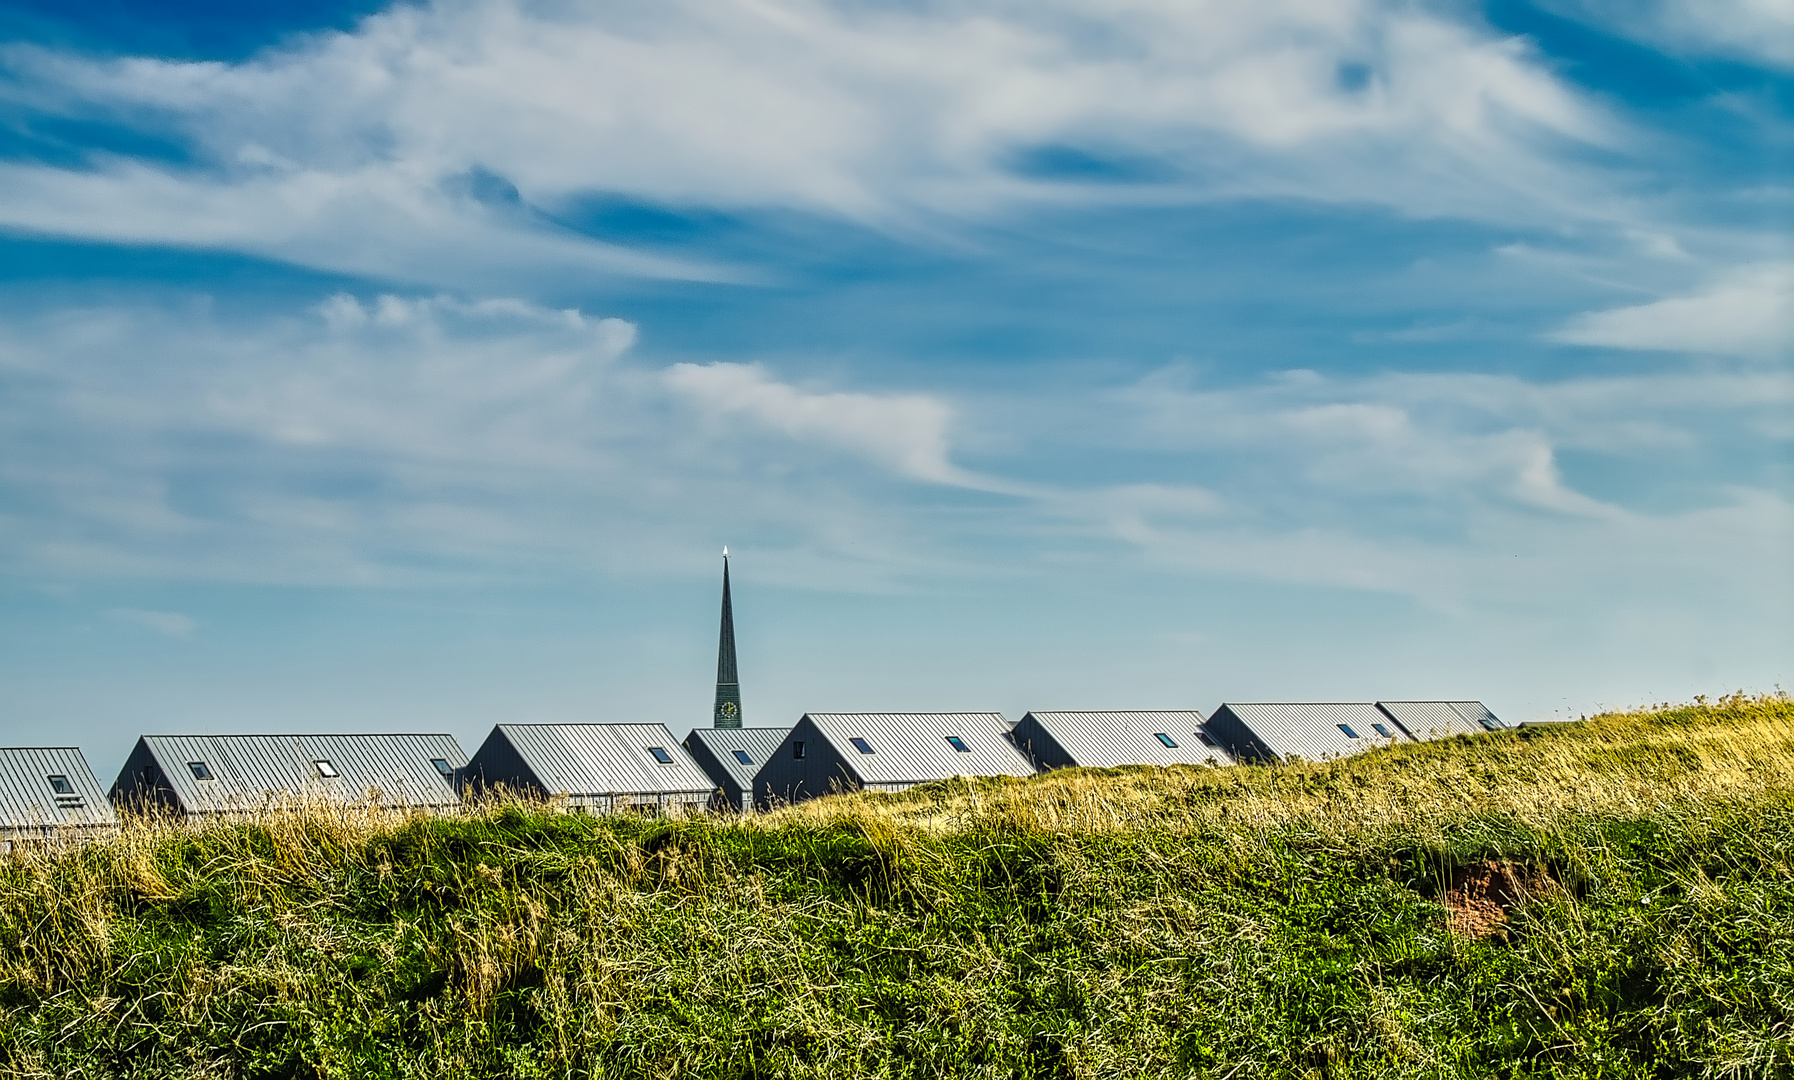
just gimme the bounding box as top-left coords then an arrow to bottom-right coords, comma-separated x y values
713,548 -> 743,727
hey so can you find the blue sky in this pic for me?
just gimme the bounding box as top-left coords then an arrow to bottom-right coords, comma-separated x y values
0,0 -> 1788,780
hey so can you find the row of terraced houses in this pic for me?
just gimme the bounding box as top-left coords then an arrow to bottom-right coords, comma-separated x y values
0,556 -> 1512,842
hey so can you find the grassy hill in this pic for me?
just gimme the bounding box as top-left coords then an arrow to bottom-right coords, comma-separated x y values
3,694 -> 1793,1079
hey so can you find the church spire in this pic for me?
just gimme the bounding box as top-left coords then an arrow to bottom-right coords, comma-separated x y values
713,548 -> 743,727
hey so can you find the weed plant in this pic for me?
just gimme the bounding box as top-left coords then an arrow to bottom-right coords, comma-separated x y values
1,694 -> 1791,1078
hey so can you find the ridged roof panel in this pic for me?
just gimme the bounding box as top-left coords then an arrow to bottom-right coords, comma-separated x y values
496,723 -> 713,797
0,748 -> 116,829
1018,711 -> 1234,767
136,733 -> 467,814
803,712 -> 1034,785
1214,703 -> 1408,762
684,726 -> 791,793
1376,701 -> 1503,740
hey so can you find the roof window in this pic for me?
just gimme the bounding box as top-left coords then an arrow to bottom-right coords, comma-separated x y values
1153,733 -> 1178,749
188,761 -> 213,781
944,735 -> 970,753
314,760 -> 339,778
1196,731 -> 1217,747
849,737 -> 875,754
1337,724 -> 1361,739
647,747 -> 674,765
1479,718 -> 1498,731
46,775 -> 73,795
1371,724 -> 1392,738
731,749 -> 754,765
792,741 -> 805,759
431,758 -> 454,778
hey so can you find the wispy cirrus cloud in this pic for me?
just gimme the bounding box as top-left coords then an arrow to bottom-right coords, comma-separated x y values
1550,264 -> 1793,357
0,0 -> 1637,292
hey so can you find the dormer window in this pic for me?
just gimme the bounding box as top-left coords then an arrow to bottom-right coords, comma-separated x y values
647,747 -> 674,765
188,761 -> 213,781
314,760 -> 339,778
46,775 -> 73,795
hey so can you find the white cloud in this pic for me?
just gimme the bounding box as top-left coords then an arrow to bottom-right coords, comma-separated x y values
1540,0 -> 1794,69
1549,264 -> 1793,357
105,607 -> 196,638
0,0 -> 1631,288
662,361 -> 991,488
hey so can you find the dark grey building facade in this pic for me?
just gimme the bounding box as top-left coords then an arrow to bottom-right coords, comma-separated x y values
463,723 -> 713,814
752,712 -> 1035,808
682,726 -> 791,811
1009,711 -> 1234,771
1202,703 -> 1410,763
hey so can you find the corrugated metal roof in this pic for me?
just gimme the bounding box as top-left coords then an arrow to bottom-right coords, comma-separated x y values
133,734 -> 467,814
1213,703 -> 1408,762
0,748 -> 116,831
803,713 -> 1035,785
1017,712 -> 1234,768
683,727 -> 791,794
1375,701 -> 1503,740
491,724 -> 714,797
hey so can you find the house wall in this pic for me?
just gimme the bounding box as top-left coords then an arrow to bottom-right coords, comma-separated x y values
751,717 -> 863,809
1202,707 -> 1278,763
462,728 -> 543,800
108,739 -> 182,815
681,735 -> 745,811
1007,716 -> 1077,771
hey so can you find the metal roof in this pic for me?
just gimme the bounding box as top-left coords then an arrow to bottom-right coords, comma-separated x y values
683,726 -> 791,794
1375,701 -> 1504,740
129,734 -> 468,814
802,713 -> 1035,785
1211,703 -> 1408,762
0,748 -> 116,831
485,723 -> 714,797
1015,711 -> 1234,768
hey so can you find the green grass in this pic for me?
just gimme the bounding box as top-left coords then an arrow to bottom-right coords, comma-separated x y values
3,694 -> 1794,1078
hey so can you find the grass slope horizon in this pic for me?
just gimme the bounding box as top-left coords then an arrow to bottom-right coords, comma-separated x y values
3,694 -> 1794,1078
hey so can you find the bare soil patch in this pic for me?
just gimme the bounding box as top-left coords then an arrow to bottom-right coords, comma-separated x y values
1444,860 -> 1559,939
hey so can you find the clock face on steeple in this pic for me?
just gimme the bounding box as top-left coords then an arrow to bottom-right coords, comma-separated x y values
717,701 -> 739,720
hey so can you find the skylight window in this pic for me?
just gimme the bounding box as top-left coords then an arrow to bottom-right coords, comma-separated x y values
431,759 -> 454,778
1479,719 -> 1498,731
1337,724 -> 1360,739
731,749 -> 754,765
1195,732 -> 1217,748
849,737 -> 874,754
1371,724 -> 1392,738
647,747 -> 674,765
944,735 -> 970,753
1153,733 -> 1178,748
314,760 -> 339,778
188,761 -> 213,781
47,775 -> 73,795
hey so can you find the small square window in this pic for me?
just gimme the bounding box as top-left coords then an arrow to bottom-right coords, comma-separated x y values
1372,724 -> 1392,738
47,775 -> 73,795
431,758 -> 454,778
188,761 -> 213,781
1196,731 -> 1217,748
1337,724 -> 1360,739
849,737 -> 874,754
1479,719 -> 1498,731
792,741 -> 805,759
731,749 -> 754,765
944,735 -> 970,753
1153,733 -> 1178,749
647,747 -> 674,765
